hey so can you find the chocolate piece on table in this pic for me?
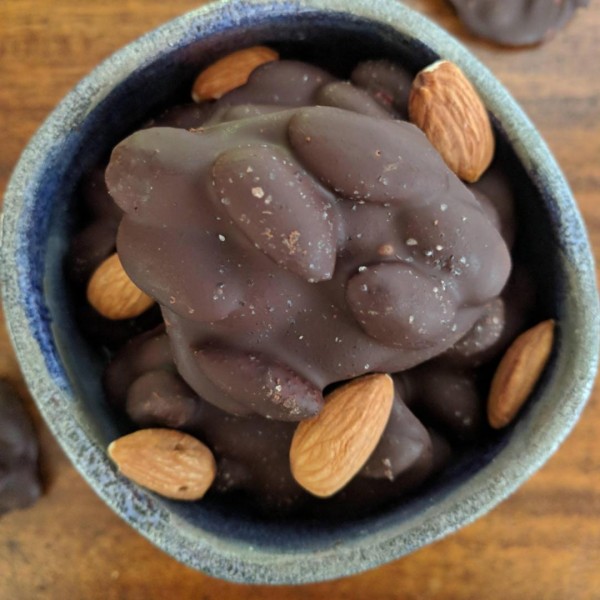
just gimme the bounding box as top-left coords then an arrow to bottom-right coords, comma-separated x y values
448,0 -> 588,46
0,381 -> 42,516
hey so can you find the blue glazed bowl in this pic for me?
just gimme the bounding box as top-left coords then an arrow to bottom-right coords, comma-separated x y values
1,0 -> 598,584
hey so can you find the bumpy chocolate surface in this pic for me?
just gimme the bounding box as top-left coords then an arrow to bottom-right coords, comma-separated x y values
350,59 -> 412,117
66,57 -> 534,512
107,327 -> 442,512
449,0 -> 588,46
0,381 -> 42,515
105,60 -> 511,422
66,167 -> 161,349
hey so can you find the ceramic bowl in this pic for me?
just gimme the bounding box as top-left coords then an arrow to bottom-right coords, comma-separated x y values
1,0 -> 598,584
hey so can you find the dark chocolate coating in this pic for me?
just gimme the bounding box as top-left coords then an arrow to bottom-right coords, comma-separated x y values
361,391 -> 433,480
67,166 -> 121,286
212,143 -> 337,282
104,325 -> 173,408
149,102 -> 217,130
65,167 -> 160,349
74,57 -> 529,513
441,266 -> 536,368
350,59 -> 413,117
193,346 -> 324,421
468,159 -> 517,249
216,60 -> 336,108
315,81 -> 395,119
106,85 -> 510,419
449,0 -> 588,46
0,381 -> 42,515
126,370 -> 203,430
66,220 -> 118,286
408,363 -> 486,443
441,297 -> 507,367
112,333 -> 438,511
81,165 -> 124,222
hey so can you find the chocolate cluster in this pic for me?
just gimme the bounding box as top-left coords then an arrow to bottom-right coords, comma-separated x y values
68,57 -> 534,513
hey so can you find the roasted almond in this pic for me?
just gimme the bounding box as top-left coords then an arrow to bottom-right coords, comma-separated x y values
191,46 -> 279,102
289,373 -> 394,497
408,59 -> 495,182
108,428 -> 216,500
487,319 -> 555,429
87,252 -> 154,320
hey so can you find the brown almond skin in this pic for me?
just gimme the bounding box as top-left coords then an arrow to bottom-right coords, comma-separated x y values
487,319 -> 555,429
408,60 -> 495,183
87,252 -> 154,320
108,428 -> 216,500
289,373 -> 394,498
191,46 -> 279,102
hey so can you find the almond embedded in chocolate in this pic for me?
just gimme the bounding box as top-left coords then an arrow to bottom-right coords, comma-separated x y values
315,81 -> 394,119
350,59 -> 414,116
126,370 -> 202,430
288,106 -> 452,204
400,203 -> 511,306
409,363 -> 485,442
212,144 -> 337,282
195,347 -> 324,421
346,262 -> 457,350
103,325 -> 173,408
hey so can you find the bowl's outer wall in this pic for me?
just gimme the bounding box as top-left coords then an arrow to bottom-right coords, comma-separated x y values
1,0 -> 599,584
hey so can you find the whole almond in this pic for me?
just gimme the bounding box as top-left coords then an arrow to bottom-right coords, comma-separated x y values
108,428 -> 216,500
408,59 -> 495,182
191,46 -> 279,102
87,252 -> 154,320
290,373 -> 394,497
488,319 -> 555,429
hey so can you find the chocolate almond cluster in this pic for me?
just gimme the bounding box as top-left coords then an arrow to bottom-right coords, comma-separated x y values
67,48 -> 554,513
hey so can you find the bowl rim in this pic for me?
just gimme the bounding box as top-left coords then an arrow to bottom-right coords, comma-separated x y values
1,0 -> 599,584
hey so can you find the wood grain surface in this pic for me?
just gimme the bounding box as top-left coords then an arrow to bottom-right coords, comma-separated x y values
1,1 -> 599,598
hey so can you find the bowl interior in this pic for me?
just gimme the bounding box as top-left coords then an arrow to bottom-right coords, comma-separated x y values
3,0 -> 598,584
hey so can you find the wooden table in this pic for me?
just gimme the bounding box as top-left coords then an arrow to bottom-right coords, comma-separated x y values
1,1 -> 599,598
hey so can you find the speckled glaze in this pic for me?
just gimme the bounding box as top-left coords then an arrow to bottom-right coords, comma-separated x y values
1,0 -> 598,584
